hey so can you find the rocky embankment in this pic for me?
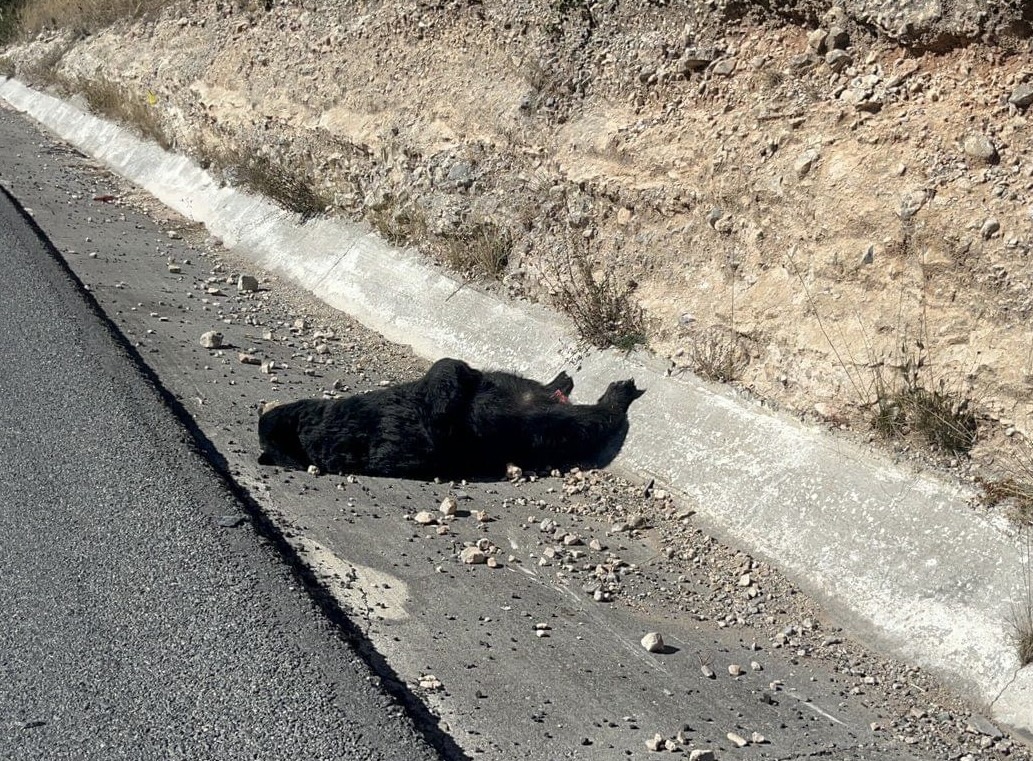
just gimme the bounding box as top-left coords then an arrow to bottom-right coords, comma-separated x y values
3,0 -> 1033,486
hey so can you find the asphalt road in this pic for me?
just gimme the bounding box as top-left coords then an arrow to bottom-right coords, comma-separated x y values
0,188 -> 449,758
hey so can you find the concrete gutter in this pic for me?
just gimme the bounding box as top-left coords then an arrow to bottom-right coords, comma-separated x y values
3,77 -> 1030,738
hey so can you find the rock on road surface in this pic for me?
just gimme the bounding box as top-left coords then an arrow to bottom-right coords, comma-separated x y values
0,186 -> 449,759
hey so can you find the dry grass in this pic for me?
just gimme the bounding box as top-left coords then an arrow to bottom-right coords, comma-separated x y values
16,0 -> 174,38
195,136 -> 332,221
368,192 -> 429,246
18,37 -> 67,85
76,76 -> 171,149
690,326 -> 749,383
1007,529 -> 1033,666
437,221 -> 511,281
547,233 -> 647,352
870,343 -> 977,455
0,3 -> 20,45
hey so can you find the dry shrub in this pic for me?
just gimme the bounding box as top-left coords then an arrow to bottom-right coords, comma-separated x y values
436,221 -> 511,281
367,192 -> 428,246
690,326 -> 749,383
76,76 -> 171,149
196,136 -> 332,221
547,232 -> 647,351
1008,529 -> 1033,666
870,342 -> 977,455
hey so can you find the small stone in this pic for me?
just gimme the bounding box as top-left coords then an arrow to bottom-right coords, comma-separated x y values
688,751 -> 715,761
414,511 -> 437,525
646,733 -> 665,752
806,28 -> 827,54
593,589 -> 612,602
825,49 -> 852,73
238,353 -> 261,365
486,556 -> 499,568
981,218 -> 1000,239
562,533 -> 582,546
261,361 -> 276,374
506,463 -> 523,480
199,330 -> 224,349
1009,82 -> 1033,109
166,229 -> 182,240
306,465 -> 321,476
794,149 -> 820,178
700,664 -> 716,679
727,732 -> 748,747
439,495 -> 459,516
641,632 -> 665,653
961,133 -> 999,164
728,664 -> 744,676
751,731 -> 767,744
966,715 -> 1003,739
827,25 -> 850,49
738,573 -> 752,587
418,675 -> 443,691
750,661 -> 763,671
589,538 -> 604,551
474,510 -> 490,522
460,546 -> 487,565
861,244 -> 875,265
712,58 -> 736,76
167,264 -> 182,274
237,274 -> 260,292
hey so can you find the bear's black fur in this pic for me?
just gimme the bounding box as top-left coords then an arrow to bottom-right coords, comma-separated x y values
258,357 -> 644,479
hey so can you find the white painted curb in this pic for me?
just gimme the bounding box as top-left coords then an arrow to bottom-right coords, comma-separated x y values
3,77 -> 1029,737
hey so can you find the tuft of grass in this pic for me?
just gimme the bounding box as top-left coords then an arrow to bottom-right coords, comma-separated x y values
76,76 -> 171,149
437,220 -> 511,281
368,192 -> 428,245
196,137 -> 332,222
690,326 -> 749,383
1007,529 -> 1033,666
902,383 -> 977,454
870,343 -> 977,454
548,233 -> 647,351
0,54 -> 14,79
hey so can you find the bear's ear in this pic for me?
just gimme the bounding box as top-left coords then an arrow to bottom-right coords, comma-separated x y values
458,362 -> 484,392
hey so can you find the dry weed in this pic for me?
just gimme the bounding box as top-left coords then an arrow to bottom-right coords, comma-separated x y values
368,193 -> 428,246
437,220 -> 511,281
871,343 -> 977,454
546,233 -> 646,351
690,326 -> 749,383
196,136 -> 331,221
1007,529 -> 1033,666
76,76 -> 171,149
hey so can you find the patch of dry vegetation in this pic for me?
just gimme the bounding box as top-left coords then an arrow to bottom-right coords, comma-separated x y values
546,232 -> 647,352
75,76 -> 172,149
15,0 -> 174,38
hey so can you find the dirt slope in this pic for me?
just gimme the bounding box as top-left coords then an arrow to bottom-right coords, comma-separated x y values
4,0 -> 1033,487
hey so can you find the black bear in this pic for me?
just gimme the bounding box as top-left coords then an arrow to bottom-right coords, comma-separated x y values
258,357 -> 644,479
